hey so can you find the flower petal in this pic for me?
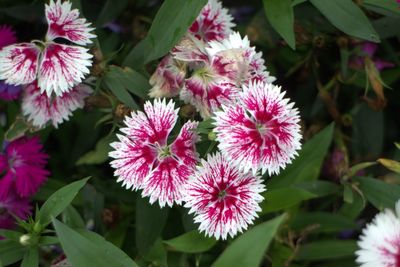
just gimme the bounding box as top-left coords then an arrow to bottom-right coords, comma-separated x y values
170,120 -> 200,166
22,82 -> 92,129
38,43 -> 92,96
0,43 -> 40,86
45,0 -> 96,45
0,25 -> 17,49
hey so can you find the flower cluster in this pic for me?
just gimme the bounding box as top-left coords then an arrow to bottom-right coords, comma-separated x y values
0,0 -> 95,129
109,0 -> 302,240
0,137 -> 49,230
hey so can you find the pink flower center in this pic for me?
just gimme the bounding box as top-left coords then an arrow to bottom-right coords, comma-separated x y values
8,150 -> 22,172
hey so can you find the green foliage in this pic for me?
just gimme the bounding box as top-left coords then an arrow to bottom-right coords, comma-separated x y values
164,231 -> 216,253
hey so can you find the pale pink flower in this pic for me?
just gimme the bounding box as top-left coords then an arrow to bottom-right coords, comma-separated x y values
22,82 -> 92,129
0,191 -> 31,230
214,81 -> 301,175
356,199 -> 400,267
184,152 -> 265,240
149,55 -> 186,98
109,99 -> 200,207
0,136 -> 49,198
189,0 -> 235,42
0,0 -> 95,97
45,0 -> 96,46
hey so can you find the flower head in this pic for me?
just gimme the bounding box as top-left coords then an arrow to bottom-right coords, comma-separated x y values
0,25 -> 17,49
184,152 -> 265,240
356,199 -> 400,267
109,99 -> 200,207
0,191 -> 31,230
149,55 -> 186,98
0,0 -> 95,96
189,0 -> 235,42
214,81 -> 301,175
22,82 -> 92,129
0,136 -> 49,198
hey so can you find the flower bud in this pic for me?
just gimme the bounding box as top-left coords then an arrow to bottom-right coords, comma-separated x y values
19,234 -> 38,246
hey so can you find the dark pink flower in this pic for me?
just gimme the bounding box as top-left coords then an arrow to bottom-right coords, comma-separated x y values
0,191 -> 31,230
109,99 -> 200,207
190,0 -> 235,42
214,81 -> 301,175
0,0 -> 95,97
149,55 -> 186,98
0,25 -> 17,49
351,42 -> 395,71
0,136 -> 49,198
184,152 -> 265,240
22,82 -> 92,128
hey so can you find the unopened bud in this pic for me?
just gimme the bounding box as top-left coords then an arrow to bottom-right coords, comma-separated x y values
208,131 -> 217,141
19,234 -> 38,246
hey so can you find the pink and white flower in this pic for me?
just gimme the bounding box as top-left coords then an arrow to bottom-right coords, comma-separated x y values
356,199 -> 400,267
22,82 -> 92,129
0,136 -> 49,198
0,0 -> 95,97
45,0 -> 96,46
109,99 -> 200,207
214,81 -> 301,175
189,0 -> 235,42
184,152 -> 265,240
149,55 -> 186,98
0,191 -> 31,230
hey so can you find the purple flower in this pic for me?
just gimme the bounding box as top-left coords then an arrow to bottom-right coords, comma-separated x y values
0,190 -> 31,230
0,25 -> 17,49
0,82 -> 21,101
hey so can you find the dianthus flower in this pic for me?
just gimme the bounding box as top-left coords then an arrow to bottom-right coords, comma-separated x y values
356,199 -> 400,267
184,152 -> 265,240
22,82 -> 92,129
0,25 -> 17,49
0,0 -> 95,97
0,136 -> 49,198
0,191 -> 31,230
214,81 -> 301,175
109,99 -> 200,207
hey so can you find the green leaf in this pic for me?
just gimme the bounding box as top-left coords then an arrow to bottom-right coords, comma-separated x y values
164,230 -> 216,253
5,116 -> 30,141
96,0 -> 129,26
103,74 -> 139,109
77,135 -> 116,165
296,240 -> 357,260
261,187 -> 316,213
268,123 -> 334,189
294,180 -> 340,196
38,177 -> 90,226
353,176 -> 400,210
62,205 -> 86,229
107,66 -> 150,99
0,229 -> 23,242
53,218 -> 138,267
144,238 -> 167,266
263,0 -> 295,49
363,0 -> 400,16
212,214 -> 286,267
0,240 -> 25,266
290,212 -> 358,233
20,247 -> 39,267
136,195 -> 169,254
339,189 -> 365,219
123,0 -> 208,67
39,236 -> 59,246
309,0 -> 380,42
105,216 -> 133,248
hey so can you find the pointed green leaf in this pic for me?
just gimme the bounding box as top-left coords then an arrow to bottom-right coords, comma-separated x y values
20,247 -> 39,267
53,218 -> 138,267
212,214 -> 286,267
38,177 -> 90,226
164,230 -> 216,253
310,0 -> 380,42
123,0 -> 208,67
0,240 -> 25,266
263,0 -> 296,49
296,240 -> 357,260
